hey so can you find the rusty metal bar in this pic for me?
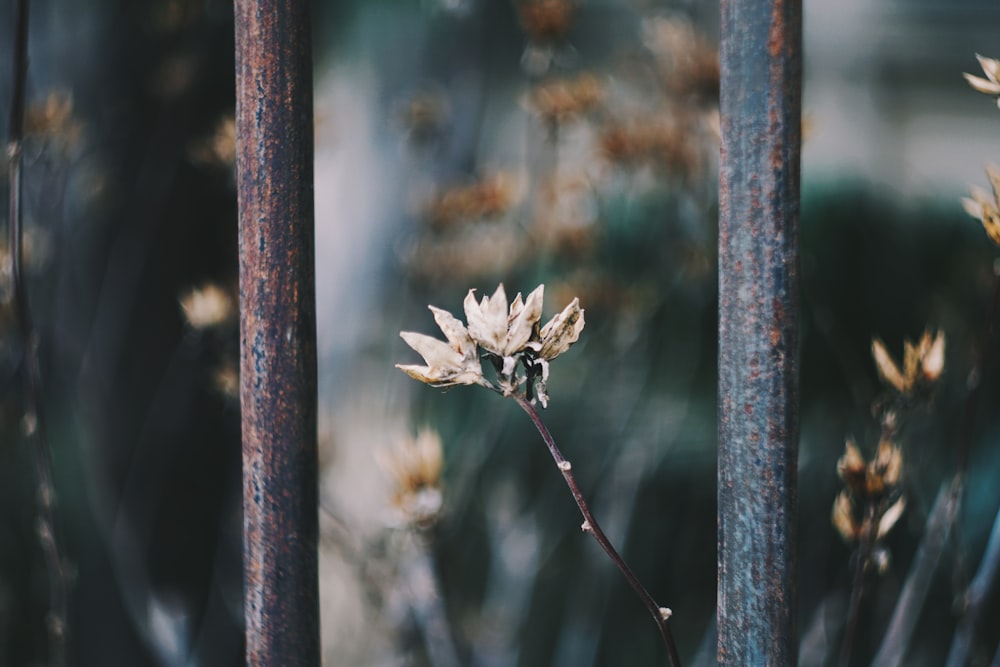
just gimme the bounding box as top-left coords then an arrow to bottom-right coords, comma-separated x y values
235,0 -> 319,664
717,0 -> 802,664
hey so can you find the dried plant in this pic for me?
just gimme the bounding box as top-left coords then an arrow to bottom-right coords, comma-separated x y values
397,284 -> 680,666
836,328 -> 946,666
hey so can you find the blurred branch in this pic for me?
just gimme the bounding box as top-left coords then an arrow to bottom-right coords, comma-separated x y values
6,0 -> 69,664
514,394 -> 681,667
839,503 -> 878,667
870,479 -> 956,667
947,499 -> 1000,666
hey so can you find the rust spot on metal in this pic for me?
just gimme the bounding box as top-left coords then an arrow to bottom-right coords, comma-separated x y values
768,0 -> 785,58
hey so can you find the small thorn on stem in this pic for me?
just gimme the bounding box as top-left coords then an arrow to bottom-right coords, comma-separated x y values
557,460 -> 572,471
581,520 -> 592,532
659,607 -> 673,621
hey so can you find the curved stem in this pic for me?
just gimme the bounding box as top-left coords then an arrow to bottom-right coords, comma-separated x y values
513,394 -> 681,667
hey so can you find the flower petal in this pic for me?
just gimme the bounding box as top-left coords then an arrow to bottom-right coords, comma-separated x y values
872,338 -> 906,393
398,331 -> 483,386
539,297 -> 585,360
832,491 -> 859,542
964,72 -> 1000,96
877,496 -> 906,539
921,330 -> 945,381
430,305 -> 476,359
505,284 -> 544,355
976,53 -> 1000,84
465,284 -> 508,354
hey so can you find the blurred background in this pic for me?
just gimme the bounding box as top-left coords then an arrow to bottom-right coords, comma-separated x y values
1,0 -> 1000,665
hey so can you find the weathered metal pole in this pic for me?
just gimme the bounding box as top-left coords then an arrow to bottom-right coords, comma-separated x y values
717,0 -> 802,663
235,0 -> 319,664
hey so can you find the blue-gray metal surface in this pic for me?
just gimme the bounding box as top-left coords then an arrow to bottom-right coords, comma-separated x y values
717,0 -> 802,663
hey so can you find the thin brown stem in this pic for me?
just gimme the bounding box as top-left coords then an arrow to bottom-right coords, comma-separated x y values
7,0 -> 68,664
513,394 -> 681,667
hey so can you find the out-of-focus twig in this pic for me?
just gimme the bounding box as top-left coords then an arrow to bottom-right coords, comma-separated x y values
871,481 -> 956,667
7,1 -> 69,665
839,503 -> 877,667
947,499 -> 1000,666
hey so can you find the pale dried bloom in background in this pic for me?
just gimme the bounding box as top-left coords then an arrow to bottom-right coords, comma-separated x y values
378,429 -> 445,527
25,91 -> 83,155
180,283 -> 236,329
212,362 -> 239,401
832,438 -> 906,543
641,16 -> 719,101
517,0 -> 576,42
599,115 -> 705,179
964,53 -> 1000,106
423,174 -> 522,229
190,115 -> 236,168
962,164 -> 1000,246
871,329 -> 946,394
528,74 -> 604,126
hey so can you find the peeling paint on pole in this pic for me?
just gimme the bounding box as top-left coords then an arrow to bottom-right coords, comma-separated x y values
235,0 -> 319,664
717,0 -> 801,664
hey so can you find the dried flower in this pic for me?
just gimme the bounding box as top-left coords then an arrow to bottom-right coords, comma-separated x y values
518,0 -> 576,42
424,174 -> 521,228
642,17 -> 720,101
213,362 -> 239,401
528,74 -> 604,126
397,90 -> 451,144
964,54 -> 1000,105
832,438 -> 905,545
866,438 -> 903,496
599,115 -> 703,178
379,429 -> 445,526
871,329 -> 946,394
398,283 -> 585,406
25,91 -> 83,154
464,284 -> 543,365
180,283 -> 236,329
537,296 -> 584,360
832,490 -> 859,542
962,165 -> 1000,246
397,306 -> 485,387
190,115 -> 236,168
837,439 -> 867,494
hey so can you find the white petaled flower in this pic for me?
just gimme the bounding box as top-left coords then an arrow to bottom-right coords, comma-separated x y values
464,284 -> 544,376
397,282 -> 585,406
397,306 -> 485,387
464,284 -> 544,356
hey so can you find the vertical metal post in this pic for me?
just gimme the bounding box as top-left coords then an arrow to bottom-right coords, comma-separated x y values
235,0 -> 319,664
717,0 -> 801,664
